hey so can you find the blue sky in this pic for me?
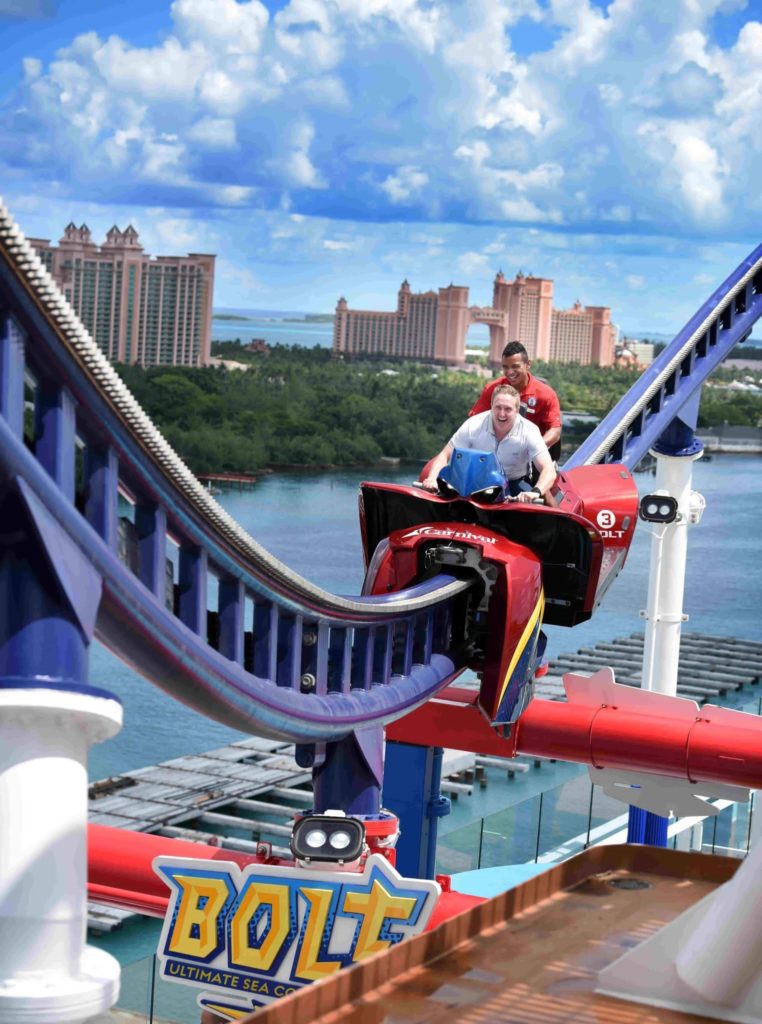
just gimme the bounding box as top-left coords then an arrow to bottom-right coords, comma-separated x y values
1,0 -> 760,335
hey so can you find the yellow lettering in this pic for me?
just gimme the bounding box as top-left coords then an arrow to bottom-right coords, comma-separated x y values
342,880 -> 416,961
293,886 -> 342,982
168,875 -> 231,959
229,881 -> 290,971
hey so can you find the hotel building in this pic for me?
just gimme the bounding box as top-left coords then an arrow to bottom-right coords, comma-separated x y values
29,223 -> 215,367
333,281 -> 470,364
334,272 -> 616,367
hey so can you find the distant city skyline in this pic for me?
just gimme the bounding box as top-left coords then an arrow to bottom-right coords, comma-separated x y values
2,0 -> 758,338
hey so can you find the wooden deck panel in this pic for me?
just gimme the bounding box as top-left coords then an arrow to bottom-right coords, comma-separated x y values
244,847 -> 740,1024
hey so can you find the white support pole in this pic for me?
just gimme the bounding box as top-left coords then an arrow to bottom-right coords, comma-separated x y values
0,688 -> 122,1024
640,448 -> 704,695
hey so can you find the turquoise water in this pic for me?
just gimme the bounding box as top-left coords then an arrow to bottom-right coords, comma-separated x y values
212,313 -> 333,349
211,312 -> 490,350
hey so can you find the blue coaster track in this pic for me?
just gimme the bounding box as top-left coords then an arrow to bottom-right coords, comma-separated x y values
1,197 -> 760,754
0,200 -> 471,746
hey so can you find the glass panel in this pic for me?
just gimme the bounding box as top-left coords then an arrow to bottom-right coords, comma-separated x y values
534,774 -> 594,861
704,797 -> 753,858
435,819 -> 483,875
476,795 -> 542,868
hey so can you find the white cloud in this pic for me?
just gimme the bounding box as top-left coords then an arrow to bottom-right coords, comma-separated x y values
496,162 -> 564,192
281,121 -> 324,188
1,0 -> 759,249
454,141 -> 490,167
152,217 -> 204,249
187,117 -> 237,149
500,196 -> 564,223
458,250 -> 489,273
598,82 -> 622,107
23,57 -> 42,80
171,0 -> 269,54
209,185 -> 255,205
92,34 -> 208,101
323,239 -> 354,251
380,165 -> 429,204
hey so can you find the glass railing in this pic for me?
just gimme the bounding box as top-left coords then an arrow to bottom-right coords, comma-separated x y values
115,954 -> 205,1022
436,775 -> 756,874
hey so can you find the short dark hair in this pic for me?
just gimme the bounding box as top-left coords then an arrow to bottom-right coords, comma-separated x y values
501,341 -> 529,361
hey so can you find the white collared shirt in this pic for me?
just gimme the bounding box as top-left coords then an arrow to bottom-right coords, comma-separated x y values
449,410 -> 547,481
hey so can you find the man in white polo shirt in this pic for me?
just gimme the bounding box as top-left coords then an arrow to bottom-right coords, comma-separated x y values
421,384 -> 556,504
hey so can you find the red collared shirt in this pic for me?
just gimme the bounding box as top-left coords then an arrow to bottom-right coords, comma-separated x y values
469,373 -> 561,439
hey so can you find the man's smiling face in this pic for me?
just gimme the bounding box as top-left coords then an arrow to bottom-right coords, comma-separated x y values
491,393 -> 519,437
500,353 -> 531,392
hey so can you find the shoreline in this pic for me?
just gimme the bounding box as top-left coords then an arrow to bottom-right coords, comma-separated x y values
196,448 -> 760,489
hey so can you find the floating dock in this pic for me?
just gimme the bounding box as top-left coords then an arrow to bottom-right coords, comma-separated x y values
544,631 -> 762,702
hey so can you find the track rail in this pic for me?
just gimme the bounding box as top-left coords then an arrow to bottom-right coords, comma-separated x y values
566,244 -> 762,470
0,199 -> 471,742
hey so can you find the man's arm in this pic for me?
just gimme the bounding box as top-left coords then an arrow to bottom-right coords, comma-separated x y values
421,445 -> 453,491
516,448 -> 556,504
542,424 -> 562,449
541,386 -> 562,452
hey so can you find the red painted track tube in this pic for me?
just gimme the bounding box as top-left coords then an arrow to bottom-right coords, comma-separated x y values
515,686 -> 762,790
88,824 -> 262,917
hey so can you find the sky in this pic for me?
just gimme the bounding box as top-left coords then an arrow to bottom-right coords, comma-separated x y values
0,0 -> 760,336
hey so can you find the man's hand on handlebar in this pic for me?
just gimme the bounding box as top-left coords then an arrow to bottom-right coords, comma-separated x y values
516,489 -> 543,504
421,475 -> 439,492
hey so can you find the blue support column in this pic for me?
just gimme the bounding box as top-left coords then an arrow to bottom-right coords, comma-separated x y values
135,502 -> 167,606
0,313 -> 24,439
84,445 -> 119,550
383,741 -> 450,879
35,383 -> 76,503
312,726 -> 383,817
627,807 -> 646,844
219,577 -> 245,664
178,546 -> 208,634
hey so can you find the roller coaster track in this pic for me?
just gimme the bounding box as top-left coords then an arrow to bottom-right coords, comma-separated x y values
566,242 -> 762,470
1,195 -> 760,745
0,199 -> 472,743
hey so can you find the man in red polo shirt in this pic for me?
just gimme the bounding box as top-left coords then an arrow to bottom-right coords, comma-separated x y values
470,341 -> 562,461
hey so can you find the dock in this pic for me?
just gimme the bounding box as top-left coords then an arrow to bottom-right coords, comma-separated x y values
197,471 -> 258,488
544,631 -> 762,702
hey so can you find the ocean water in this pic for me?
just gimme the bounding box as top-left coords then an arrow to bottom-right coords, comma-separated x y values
212,310 -> 761,353
212,311 -> 334,349
88,454 -> 762,783
211,311 -> 490,349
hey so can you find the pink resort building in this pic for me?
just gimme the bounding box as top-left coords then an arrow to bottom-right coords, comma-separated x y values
30,223 -> 215,367
334,272 -> 616,367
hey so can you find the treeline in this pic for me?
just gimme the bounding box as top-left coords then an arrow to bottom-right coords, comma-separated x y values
113,342 -> 762,475
116,345 -> 476,474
